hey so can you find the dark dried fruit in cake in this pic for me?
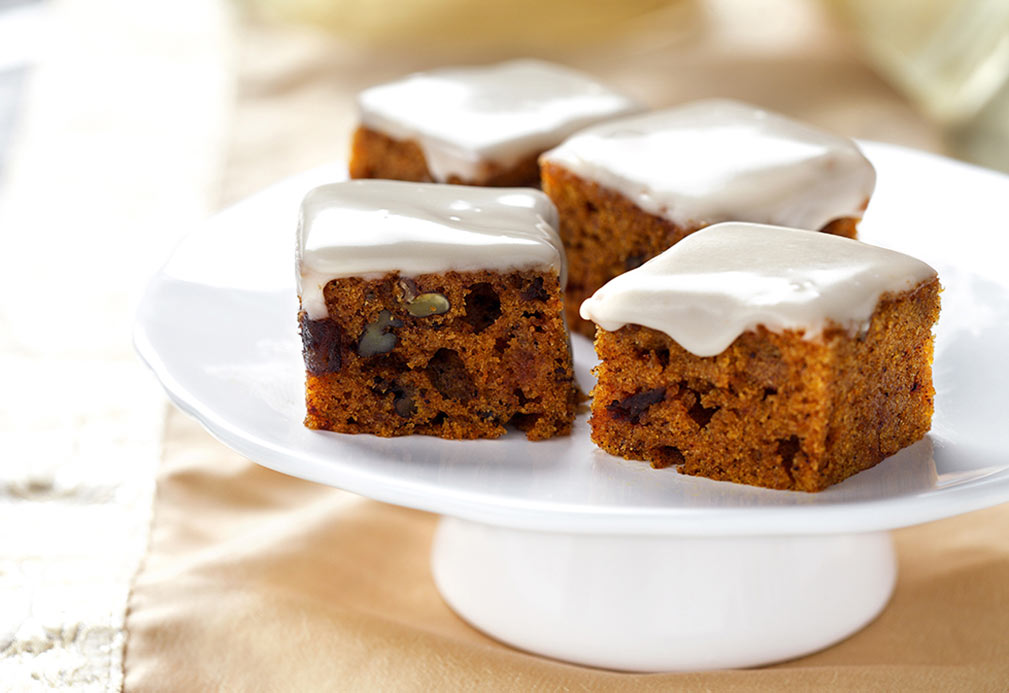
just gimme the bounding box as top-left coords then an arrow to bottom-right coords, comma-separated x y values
300,315 -> 343,375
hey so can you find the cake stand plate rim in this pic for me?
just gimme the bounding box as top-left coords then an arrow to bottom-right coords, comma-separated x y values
133,142 -> 1009,536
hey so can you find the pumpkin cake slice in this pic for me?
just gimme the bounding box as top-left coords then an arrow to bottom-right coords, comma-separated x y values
350,59 -> 639,188
297,179 -> 577,440
580,222 -> 940,492
540,99 -> 878,336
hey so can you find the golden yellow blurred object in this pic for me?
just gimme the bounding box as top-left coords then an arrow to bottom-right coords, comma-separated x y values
242,0 -> 695,52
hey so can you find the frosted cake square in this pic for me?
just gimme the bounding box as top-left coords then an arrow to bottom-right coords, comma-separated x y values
350,59 -> 639,188
297,180 -> 577,440
580,222 -> 940,492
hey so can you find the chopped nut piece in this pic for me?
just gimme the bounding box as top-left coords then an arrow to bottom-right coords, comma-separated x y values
397,277 -> 419,302
406,292 -> 451,317
357,310 -> 404,356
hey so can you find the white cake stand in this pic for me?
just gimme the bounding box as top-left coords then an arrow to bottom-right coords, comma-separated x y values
135,144 -> 1009,671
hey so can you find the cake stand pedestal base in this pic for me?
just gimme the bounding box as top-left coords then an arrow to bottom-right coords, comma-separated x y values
431,517 -> 896,672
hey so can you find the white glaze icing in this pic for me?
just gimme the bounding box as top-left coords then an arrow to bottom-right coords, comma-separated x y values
297,180 -> 564,319
357,59 -> 640,183
541,99 -> 876,231
580,222 -> 937,357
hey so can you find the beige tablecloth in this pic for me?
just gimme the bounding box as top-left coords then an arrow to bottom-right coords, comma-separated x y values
5,0 -> 1007,689
122,410 -> 1009,691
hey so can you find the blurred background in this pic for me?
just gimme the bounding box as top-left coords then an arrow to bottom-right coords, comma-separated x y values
1,0 -> 1008,687
6,0 -> 1008,207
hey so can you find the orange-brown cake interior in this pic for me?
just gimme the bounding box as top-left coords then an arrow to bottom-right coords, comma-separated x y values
303,269 -> 577,441
588,278 -> 939,491
350,126 -> 543,188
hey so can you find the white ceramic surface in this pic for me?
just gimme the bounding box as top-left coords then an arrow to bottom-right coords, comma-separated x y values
431,518 -> 896,671
134,142 -> 1009,537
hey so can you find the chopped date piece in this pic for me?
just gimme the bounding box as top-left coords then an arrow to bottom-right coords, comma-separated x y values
462,283 -> 501,332
607,387 -> 666,424
425,348 -> 477,402
392,384 -> 416,418
520,276 -> 549,302
300,314 -> 343,375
